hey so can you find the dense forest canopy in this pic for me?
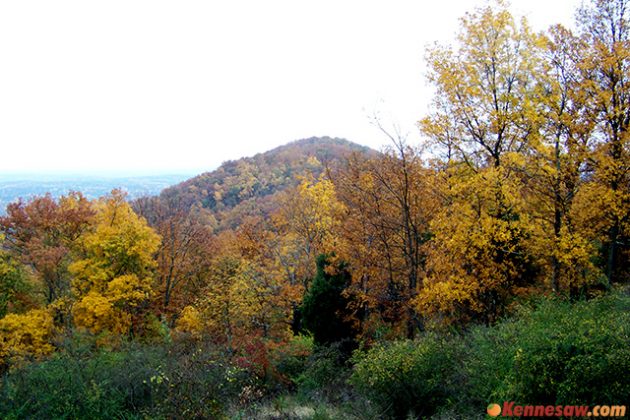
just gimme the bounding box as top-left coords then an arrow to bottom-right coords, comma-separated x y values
0,1 -> 628,418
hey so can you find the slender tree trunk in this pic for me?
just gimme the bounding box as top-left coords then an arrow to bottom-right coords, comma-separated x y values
551,136 -> 563,293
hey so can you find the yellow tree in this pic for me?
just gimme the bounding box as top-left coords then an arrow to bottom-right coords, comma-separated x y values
175,220 -> 303,345
267,175 -> 345,330
275,175 -> 345,282
416,166 -> 535,326
70,190 -> 160,337
334,153 -> 405,338
420,0 -> 540,170
178,230 -> 273,350
0,308 -> 55,368
202,256 -> 264,351
518,24 -> 601,294
234,217 -> 296,339
418,1 -> 541,325
575,0 -> 630,284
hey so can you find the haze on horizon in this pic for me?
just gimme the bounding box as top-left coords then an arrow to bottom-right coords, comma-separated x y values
0,0 -> 581,175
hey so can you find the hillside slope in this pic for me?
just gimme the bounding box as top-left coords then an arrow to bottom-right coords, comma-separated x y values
157,136 -> 376,229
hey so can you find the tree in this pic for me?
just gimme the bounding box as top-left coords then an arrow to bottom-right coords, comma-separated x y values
576,0 -> 630,284
269,175 -> 346,332
192,231 -> 269,350
234,217 -> 297,339
416,166 -> 536,326
274,175 -> 345,286
69,190 -> 160,336
300,254 -> 356,351
420,0 -> 540,169
333,132 -> 439,339
155,214 -> 214,323
0,237 -> 31,318
175,221 -> 300,346
0,308 -> 55,369
0,192 -> 93,304
517,24 -> 601,294
417,1 -> 541,325
133,197 -> 215,324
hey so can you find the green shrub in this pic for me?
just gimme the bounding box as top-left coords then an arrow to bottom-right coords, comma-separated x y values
269,335 -> 314,388
0,337 -> 260,419
350,335 -> 461,419
460,292 -> 630,410
504,293 -> 630,404
0,342 -> 162,419
458,317 -> 522,410
297,343 -> 349,394
151,340 -> 257,419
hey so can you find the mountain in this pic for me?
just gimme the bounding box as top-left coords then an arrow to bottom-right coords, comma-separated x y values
0,138 -> 375,225
0,174 -> 193,215
156,137 -> 376,229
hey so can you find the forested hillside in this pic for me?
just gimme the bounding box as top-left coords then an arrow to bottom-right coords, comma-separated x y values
144,136 -> 375,231
0,1 -> 628,419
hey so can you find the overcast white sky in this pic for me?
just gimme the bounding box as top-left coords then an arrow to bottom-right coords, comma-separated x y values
0,0 -> 582,175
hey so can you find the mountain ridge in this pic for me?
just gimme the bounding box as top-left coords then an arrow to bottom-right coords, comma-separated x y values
155,136 -> 377,230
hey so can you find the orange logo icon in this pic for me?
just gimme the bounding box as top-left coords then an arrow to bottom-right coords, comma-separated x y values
487,403 -> 501,417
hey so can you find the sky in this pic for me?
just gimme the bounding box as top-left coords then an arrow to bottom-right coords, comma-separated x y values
0,0 -> 582,175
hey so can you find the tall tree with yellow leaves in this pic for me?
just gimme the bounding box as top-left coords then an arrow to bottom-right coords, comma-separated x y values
517,24 -> 601,294
274,175 -> 345,284
418,1 -> 541,325
268,175 -> 346,332
575,0 -> 630,284
420,0 -> 540,170
69,190 -> 160,337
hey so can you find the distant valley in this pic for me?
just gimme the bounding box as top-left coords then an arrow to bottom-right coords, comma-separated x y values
0,173 -> 194,214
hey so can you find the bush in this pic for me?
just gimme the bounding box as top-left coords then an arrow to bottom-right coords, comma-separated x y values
456,316 -> 522,411
459,292 -> 630,410
0,337 -> 261,419
348,292 -> 630,418
0,341 -> 162,419
350,335 -> 461,419
297,343 -> 349,395
502,293 -> 630,405
151,341 -> 255,418
268,335 -> 313,389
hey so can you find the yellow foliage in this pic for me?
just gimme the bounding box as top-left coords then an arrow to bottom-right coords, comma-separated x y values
72,292 -> 130,335
70,190 -> 160,295
72,275 -> 153,335
0,309 -> 55,366
201,256 -> 265,337
69,191 -> 160,337
416,166 -> 534,325
272,174 -> 345,292
175,305 -> 204,337
421,0 -> 541,169
107,274 -> 153,309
